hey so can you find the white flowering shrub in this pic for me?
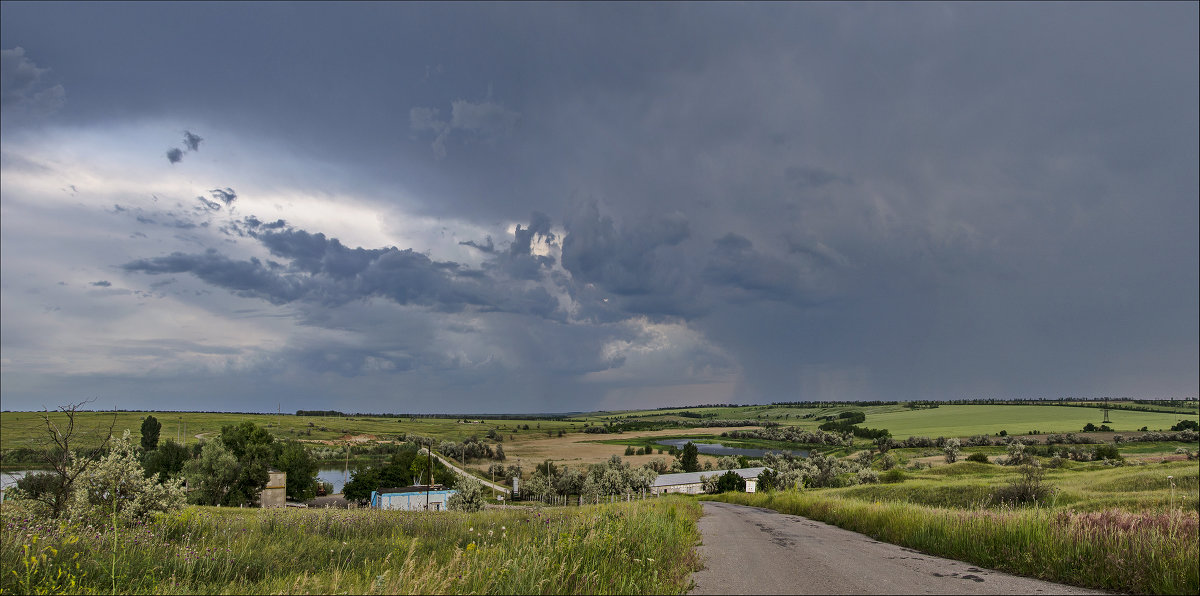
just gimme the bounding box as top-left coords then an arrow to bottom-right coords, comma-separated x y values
943,438 -> 962,463
68,430 -> 185,522
448,476 -> 485,512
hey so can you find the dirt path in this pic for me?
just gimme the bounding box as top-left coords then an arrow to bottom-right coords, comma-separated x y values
689,501 -> 1103,595
432,452 -> 511,495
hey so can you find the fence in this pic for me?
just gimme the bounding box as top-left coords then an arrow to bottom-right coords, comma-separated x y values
524,488 -> 653,506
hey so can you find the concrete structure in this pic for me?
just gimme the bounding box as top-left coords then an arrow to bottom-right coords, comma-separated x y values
371,485 -> 457,511
261,469 -> 287,508
651,467 -> 767,495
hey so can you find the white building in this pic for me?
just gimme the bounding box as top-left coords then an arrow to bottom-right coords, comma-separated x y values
651,467 -> 767,495
370,485 -> 457,511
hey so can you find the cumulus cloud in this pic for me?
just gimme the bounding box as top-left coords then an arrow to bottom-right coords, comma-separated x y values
0,47 -> 65,118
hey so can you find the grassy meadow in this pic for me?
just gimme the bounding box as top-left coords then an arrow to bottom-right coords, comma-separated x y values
0,497 -> 702,595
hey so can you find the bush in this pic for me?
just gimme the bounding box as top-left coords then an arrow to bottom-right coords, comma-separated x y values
965,451 -> 990,464
447,477 -> 485,512
69,430 -> 184,522
879,468 -> 906,483
1092,444 -> 1123,462
943,438 -> 961,464
992,461 -> 1054,505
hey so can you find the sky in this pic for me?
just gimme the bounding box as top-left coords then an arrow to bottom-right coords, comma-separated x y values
1,3 -> 1196,414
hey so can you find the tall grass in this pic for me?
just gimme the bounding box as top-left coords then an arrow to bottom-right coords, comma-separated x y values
1,497 -> 701,594
707,491 -> 1197,595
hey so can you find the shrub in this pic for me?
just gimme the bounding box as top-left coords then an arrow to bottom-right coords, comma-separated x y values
1092,444 -> 1123,462
943,438 -> 962,464
879,468 -> 906,483
69,430 -> 184,522
447,477 -> 485,512
878,453 -> 897,470
992,461 -> 1054,505
965,451 -> 990,464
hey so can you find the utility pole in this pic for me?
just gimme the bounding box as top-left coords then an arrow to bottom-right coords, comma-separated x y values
426,441 -> 433,511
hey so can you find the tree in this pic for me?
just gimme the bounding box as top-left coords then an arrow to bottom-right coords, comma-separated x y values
140,415 -> 162,451
680,442 -> 700,473
25,402 -> 117,517
143,439 -> 190,481
715,470 -> 746,493
756,468 -> 779,492
275,440 -> 320,501
219,421 -> 275,506
69,430 -> 184,522
183,438 -> 239,505
447,476 -> 485,512
943,438 -> 962,464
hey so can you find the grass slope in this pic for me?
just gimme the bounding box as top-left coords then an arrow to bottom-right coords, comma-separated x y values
1,498 -> 701,595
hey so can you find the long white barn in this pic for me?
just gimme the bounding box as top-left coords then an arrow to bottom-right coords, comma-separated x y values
651,467 -> 767,495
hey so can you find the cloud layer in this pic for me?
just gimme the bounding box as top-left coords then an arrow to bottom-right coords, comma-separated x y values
1,3 -> 1196,412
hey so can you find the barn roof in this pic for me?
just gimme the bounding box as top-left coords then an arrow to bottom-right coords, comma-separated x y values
652,467 -> 768,487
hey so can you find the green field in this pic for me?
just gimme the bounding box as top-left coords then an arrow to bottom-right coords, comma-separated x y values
853,405 -> 1192,438
0,410 -> 587,454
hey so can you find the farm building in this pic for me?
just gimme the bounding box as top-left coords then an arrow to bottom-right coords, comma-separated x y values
651,467 -> 767,495
370,484 -> 457,511
260,469 -> 287,508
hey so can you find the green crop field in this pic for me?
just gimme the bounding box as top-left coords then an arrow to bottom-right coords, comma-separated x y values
856,405 -> 1193,438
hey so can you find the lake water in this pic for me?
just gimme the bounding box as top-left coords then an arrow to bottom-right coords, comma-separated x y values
317,467 -> 352,494
1,470 -> 37,491
654,439 -> 808,458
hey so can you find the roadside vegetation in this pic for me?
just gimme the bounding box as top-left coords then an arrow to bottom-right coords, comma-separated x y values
1,497 -> 701,594
707,454 -> 1198,594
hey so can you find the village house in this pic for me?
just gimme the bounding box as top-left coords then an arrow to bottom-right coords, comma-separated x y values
370,484 -> 457,511
651,467 -> 767,495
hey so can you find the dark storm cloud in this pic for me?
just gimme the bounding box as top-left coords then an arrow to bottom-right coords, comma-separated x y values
2,2 -> 1196,411
702,233 -> 826,305
410,98 -> 520,158
560,203 -> 698,317
165,148 -> 183,164
182,130 -> 202,151
122,224 -> 562,318
0,46 -> 64,117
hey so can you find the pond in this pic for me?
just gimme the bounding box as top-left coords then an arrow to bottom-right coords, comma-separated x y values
654,439 -> 808,459
1,469 -> 37,490
317,467 -> 352,494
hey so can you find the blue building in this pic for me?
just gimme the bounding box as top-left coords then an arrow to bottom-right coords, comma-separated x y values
370,485 -> 457,511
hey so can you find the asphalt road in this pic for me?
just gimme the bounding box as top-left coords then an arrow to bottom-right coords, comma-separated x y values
689,501 -> 1103,595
